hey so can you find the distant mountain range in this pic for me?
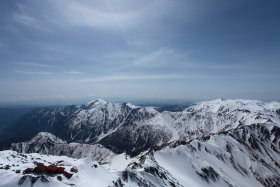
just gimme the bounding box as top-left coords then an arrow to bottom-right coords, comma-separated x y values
1,99 -> 280,186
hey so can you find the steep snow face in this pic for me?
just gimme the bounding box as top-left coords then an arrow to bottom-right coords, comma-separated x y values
11,132 -> 115,164
69,100 -> 130,140
112,123 -> 280,187
153,124 -> 280,187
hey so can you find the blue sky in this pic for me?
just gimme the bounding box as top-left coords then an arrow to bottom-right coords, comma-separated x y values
0,0 -> 280,104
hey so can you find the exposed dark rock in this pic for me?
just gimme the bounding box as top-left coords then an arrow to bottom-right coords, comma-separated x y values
70,166 -> 78,173
57,175 -> 63,181
23,168 -> 33,174
63,171 -> 73,179
197,167 -> 219,182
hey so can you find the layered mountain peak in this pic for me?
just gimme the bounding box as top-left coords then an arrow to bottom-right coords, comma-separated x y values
29,132 -> 66,144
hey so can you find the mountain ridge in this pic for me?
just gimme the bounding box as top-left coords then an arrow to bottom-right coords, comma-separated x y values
6,99 -> 280,155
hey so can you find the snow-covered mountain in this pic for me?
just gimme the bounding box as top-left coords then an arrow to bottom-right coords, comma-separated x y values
146,123 -> 280,187
1,123 -> 280,186
8,99 -> 170,155
1,99 -> 280,186
168,99 -> 280,140
8,99 -> 280,155
10,132 -> 115,164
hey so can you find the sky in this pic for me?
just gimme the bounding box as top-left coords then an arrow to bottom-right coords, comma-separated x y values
0,0 -> 280,104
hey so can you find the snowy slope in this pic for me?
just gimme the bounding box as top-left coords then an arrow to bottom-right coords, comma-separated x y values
113,123 -> 280,187
2,122 -> 280,187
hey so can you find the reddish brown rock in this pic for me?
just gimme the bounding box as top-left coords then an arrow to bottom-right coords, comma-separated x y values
33,163 -> 46,173
22,163 -> 70,180
23,168 -> 34,174
47,165 -> 65,173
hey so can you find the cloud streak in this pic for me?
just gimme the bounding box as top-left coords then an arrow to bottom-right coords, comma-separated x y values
64,71 -> 84,75
134,47 -> 174,65
16,62 -> 57,68
106,47 -> 178,72
14,70 -> 52,75
79,74 -> 184,82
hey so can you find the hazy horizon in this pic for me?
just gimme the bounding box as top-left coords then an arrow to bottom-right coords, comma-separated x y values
1,0 -> 280,103
0,97 -> 196,107
1,97 -> 280,108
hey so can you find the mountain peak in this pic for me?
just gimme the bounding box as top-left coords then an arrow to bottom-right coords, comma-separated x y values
126,103 -> 139,109
31,132 -> 66,144
36,132 -> 56,137
87,99 -> 107,105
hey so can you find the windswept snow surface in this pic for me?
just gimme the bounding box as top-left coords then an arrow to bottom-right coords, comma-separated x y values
103,153 -> 134,171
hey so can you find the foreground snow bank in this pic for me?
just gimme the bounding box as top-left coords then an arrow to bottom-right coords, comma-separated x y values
0,150 -> 118,187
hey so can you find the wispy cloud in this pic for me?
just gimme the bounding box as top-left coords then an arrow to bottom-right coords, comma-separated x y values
75,72 -> 228,83
64,71 -> 83,75
12,11 -> 51,32
48,0 -> 155,30
13,14 -> 37,26
17,62 -> 56,68
106,47 -> 177,72
14,70 -> 52,75
79,74 -> 184,82
134,47 -> 174,65
10,0 -> 174,32
10,2 -> 53,33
